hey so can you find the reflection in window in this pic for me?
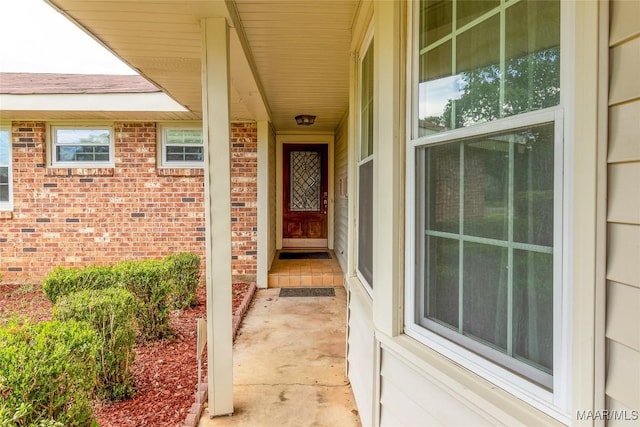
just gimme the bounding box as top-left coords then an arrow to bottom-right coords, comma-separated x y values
163,128 -> 204,165
53,127 -> 112,164
0,129 -> 11,205
418,0 -> 560,136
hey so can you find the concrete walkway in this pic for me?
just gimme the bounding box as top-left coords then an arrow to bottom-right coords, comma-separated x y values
199,287 -> 361,427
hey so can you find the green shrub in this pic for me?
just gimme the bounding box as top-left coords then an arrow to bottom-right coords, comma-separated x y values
42,265 -> 117,304
165,252 -> 201,309
54,288 -> 138,400
0,320 -> 99,426
114,259 -> 173,340
42,254 -> 197,340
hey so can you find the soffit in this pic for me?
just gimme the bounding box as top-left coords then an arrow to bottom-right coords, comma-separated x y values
232,0 -> 357,131
46,0 -> 357,132
0,109 -> 200,121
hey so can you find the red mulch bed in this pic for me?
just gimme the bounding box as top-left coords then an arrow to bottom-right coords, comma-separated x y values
0,282 -> 252,427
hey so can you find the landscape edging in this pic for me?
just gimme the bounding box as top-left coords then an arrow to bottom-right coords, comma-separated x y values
183,282 -> 257,427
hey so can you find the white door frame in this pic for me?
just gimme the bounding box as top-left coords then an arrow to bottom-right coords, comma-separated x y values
276,132 -> 335,250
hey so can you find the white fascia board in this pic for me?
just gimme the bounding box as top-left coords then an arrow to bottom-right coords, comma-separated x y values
0,93 -> 188,112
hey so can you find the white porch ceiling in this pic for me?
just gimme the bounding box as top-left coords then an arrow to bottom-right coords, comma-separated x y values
45,0 -> 359,133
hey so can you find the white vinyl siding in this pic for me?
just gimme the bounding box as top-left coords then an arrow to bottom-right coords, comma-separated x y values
334,114 -> 349,273
378,344 -> 524,426
346,279 -> 375,427
50,125 -> 113,167
0,127 -> 12,210
606,0 -> 640,415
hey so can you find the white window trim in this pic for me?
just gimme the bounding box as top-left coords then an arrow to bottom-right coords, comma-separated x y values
406,108 -> 568,420
404,1 -> 571,422
356,24 -> 375,296
49,124 -> 114,168
158,124 -> 204,169
0,126 -> 13,211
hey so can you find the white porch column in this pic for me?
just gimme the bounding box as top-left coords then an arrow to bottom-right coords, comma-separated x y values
256,120 -> 270,288
201,17 -> 234,417
372,0 -> 405,336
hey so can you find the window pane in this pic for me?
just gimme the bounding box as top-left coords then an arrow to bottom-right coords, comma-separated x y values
420,0 -> 452,47
514,124 -> 554,246
164,128 -> 204,164
513,250 -> 553,372
463,242 -> 508,351
57,145 -> 109,162
54,128 -> 110,163
165,145 -> 203,163
184,146 -> 203,154
417,0 -> 560,134
0,164 -> 8,202
425,236 -> 459,329
0,130 -> 10,165
456,0 -> 500,28
56,128 -> 110,145
454,14 -> 501,128
504,0 -> 560,117
415,0 -> 559,386
166,129 -> 203,145
418,123 -> 556,382
184,152 -> 203,162
361,42 -> 374,159
57,146 -> 77,162
419,41 -> 454,135
358,159 -> 374,286
426,144 -> 459,233
167,152 -> 183,162
464,140 -> 508,240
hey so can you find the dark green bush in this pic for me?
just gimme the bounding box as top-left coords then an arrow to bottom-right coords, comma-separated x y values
0,320 -> 99,426
42,265 -> 117,304
114,259 -> 173,340
165,252 -> 201,309
42,253 -> 200,340
54,288 -> 138,400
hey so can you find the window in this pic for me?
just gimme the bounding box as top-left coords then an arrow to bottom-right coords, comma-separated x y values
160,126 -> 203,168
51,125 -> 113,166
0,127 -> 12,210
357,36 -> 374,290
407,0 -> 564,411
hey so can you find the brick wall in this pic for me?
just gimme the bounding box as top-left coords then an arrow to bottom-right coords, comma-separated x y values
230,122 -> 258,280
0,121 -> 257,284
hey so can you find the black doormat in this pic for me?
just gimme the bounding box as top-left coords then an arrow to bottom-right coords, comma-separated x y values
278,251 -> 331,260
279,287 -> 336,297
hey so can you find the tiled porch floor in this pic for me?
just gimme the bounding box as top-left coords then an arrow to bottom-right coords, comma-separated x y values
267,250 -> 344,287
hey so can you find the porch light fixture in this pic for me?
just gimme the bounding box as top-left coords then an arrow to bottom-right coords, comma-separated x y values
295,115 -> 316,126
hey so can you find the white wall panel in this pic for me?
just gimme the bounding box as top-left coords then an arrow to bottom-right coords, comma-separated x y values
347,280 -> 375,427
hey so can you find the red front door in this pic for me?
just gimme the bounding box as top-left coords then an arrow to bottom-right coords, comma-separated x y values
282,144 -> 328,247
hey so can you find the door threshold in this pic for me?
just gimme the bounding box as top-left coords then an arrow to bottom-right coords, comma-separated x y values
282,238 -> 328,248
